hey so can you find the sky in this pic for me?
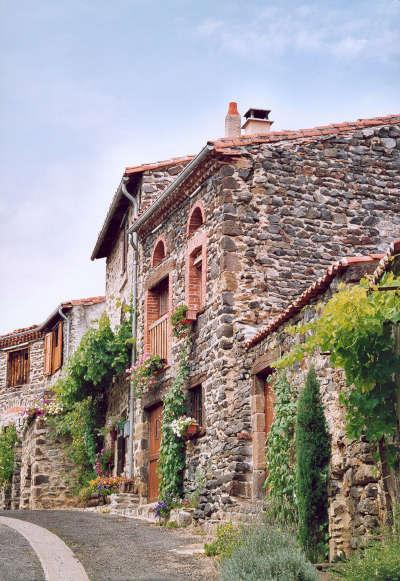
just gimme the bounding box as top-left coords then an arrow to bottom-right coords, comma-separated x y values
0,0 -> 399,333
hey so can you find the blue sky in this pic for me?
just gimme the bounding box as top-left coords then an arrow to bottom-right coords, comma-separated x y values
0,0 -> 399,333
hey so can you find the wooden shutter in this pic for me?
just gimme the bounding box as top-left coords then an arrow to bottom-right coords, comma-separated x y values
52,322 -> 63,372
44,332 -> 53,375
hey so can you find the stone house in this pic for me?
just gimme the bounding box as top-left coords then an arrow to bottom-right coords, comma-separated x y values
0,296 -> 105,509
245,241 -> 399,559
91,101 -> 400,532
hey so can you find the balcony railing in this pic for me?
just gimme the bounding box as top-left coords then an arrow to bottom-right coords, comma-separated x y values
149,313 -> 169,361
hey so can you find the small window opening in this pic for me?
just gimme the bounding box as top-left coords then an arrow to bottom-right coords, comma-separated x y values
188,206 -> 203,236
189,385 -> 203,427
152,240 -> 166,267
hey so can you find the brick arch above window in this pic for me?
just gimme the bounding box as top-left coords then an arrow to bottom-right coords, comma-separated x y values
185,230 -> 207,313
152,236 -> 167,267
187,202 -> 205,237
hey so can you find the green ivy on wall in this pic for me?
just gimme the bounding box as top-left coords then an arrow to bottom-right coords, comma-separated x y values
0,425 -> 18,489
49,312 -> 132,487
275,272 -> 400,517
265,371 -> 297,525
158,306 -> 192,501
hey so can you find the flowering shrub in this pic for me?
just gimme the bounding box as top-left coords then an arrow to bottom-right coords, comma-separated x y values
127,353 -> 164,396
171,416 -> 197,438
19,397 -> 63,423
94,448 -> 113,476
79,476 -> 135,502
170,304 -> 192,338
154,500 -> 170,519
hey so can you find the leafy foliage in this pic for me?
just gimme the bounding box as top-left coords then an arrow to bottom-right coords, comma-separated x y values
129,354 -> 164,397
276,274 -> 400,445
265,371 -> 298,525
334,512 -> 400,581
158,318 -> 192,500
220,522 -> 319,581
0,426 -> 18,488
170,304 -> 191,338
50,312 -> 132,487
296,367 -> 330,562
204,523 -> 242,558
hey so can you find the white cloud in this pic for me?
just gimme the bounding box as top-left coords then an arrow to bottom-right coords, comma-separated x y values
196,1 -> 400,61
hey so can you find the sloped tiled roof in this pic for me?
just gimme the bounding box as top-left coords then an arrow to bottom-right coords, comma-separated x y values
210,114 -> 400,152
60,296 -> 105,308
0,325 -> 43,349
246,255 -> 383,349
91,156 -> 193,260
0,296 -> 105,349
370,239 -> 400,284
124,156 -> 194,176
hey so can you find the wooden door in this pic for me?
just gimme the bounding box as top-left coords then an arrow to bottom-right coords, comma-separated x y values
264,381 -> 275,437
148,404 -> 163,502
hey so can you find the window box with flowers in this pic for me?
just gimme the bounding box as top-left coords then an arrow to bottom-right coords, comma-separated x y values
170,305 -> 195,339
127,353 -> 165,397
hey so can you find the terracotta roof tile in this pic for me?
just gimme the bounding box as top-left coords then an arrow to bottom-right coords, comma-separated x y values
370,239 -> 400,284
124,156 -> 194,176
0,297 -> 105,349
210,114 -> 400,151
61,296 -> 105,308
0,325 -> 43,349
246,254 -> 384,349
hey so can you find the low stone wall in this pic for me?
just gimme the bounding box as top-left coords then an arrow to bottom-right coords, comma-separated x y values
19,417 -> 78,509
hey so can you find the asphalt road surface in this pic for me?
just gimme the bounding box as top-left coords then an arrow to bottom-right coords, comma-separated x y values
0,510 -> 216,581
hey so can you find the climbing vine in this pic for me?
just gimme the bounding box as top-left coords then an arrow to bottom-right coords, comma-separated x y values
265,371 -> 297,525
49,311 -> 132,487
0,426 -> 18,488
158,305 -> 192,501
276,273 -> 400,444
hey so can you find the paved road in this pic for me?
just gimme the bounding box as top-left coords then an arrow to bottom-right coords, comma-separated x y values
0,510 -> 216,581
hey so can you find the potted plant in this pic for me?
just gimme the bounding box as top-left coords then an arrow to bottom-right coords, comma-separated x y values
170,305 -> 194,339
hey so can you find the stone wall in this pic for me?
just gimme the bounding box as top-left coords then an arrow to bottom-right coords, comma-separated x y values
246,264 -> 389,560
19,417 -> 77,509
0,338 -> 45,424
101,119 -> 399,522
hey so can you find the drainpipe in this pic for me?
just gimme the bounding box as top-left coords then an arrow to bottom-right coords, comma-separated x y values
57,307 -> 70,362
121,176 -> 139,478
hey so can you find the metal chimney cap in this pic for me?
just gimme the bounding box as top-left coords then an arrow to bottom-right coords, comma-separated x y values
244,108 -> 271,120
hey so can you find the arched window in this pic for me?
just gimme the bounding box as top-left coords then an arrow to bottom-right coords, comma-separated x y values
187,204 -> 204,237
152,239 -> 166,267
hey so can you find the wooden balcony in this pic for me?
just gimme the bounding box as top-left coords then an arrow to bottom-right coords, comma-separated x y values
149,313 -> 169,360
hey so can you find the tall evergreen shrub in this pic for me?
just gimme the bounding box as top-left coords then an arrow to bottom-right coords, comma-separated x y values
296,367 -> 330,561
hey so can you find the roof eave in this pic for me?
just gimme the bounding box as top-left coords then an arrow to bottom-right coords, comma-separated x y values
128,144 -> 214,235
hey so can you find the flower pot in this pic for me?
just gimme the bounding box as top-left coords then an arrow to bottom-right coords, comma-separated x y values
184,422 -> 199,440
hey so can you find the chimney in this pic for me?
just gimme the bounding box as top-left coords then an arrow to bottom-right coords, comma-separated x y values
225,101 -> 241,138
242,108 -> 273,135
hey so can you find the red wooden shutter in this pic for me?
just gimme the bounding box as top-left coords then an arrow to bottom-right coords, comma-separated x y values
44,332 -> 53,375
52,322 -> 63,372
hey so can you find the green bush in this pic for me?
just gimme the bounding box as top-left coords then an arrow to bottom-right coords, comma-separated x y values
220,523 -> 319,581
0,426 -> 18,487
296,367 -> 330,562
204,523 -> 242,558
334,515 -> 400,581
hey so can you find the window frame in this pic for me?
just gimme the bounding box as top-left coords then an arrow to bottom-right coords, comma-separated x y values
188,384 -> 204,428
7,347 -> 30,387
